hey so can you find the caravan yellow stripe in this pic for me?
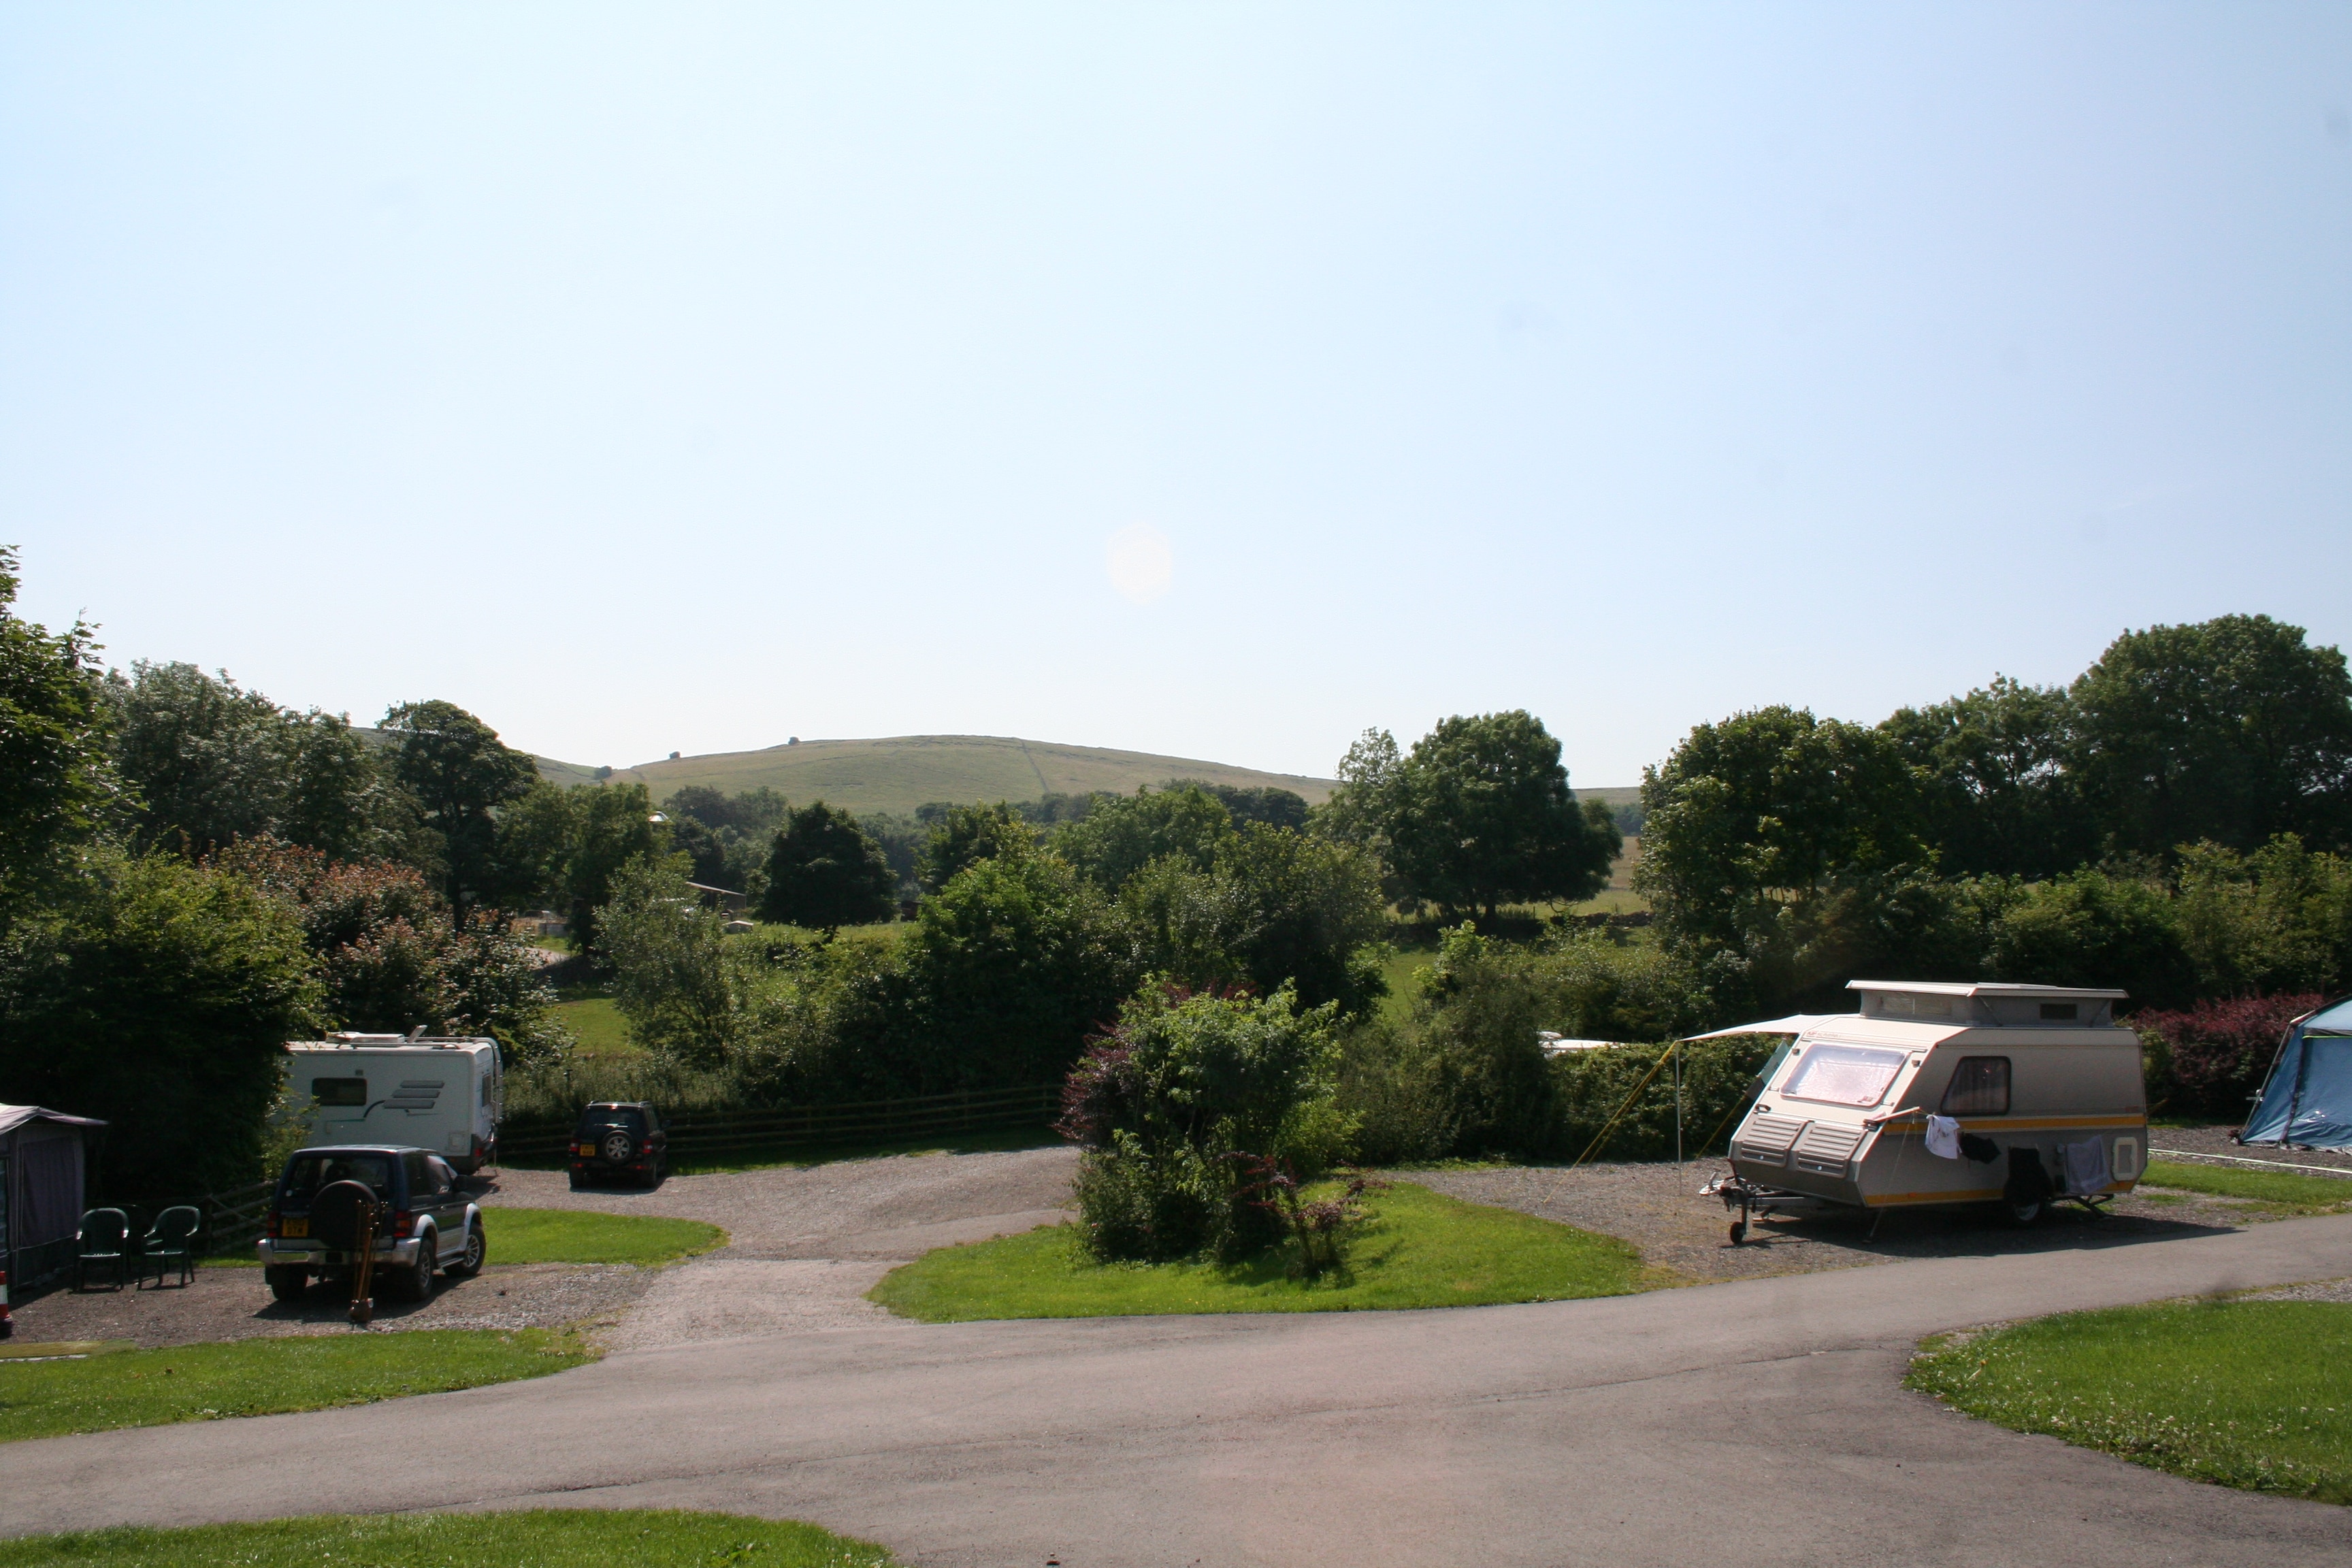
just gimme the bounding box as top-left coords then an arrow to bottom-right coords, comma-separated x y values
1863,1179 -> 2138,1209
1869,1115 -> 2146,1133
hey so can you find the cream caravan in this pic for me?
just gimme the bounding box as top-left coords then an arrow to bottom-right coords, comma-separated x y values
1704,981 -> 2145,1239
282,1034 -> 504,1173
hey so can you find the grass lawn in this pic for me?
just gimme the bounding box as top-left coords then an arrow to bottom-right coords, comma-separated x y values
484,1207 -> 726,1265
1908,1300 -> 2352,1504
0,1329 -> 591,1443
2140,1160 -> 2352,1216
869,1179 -> 1652,1322
0,1510 -> 894,1567
552,986 -> 634,1059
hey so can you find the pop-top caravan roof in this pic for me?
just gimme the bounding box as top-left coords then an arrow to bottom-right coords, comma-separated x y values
1687,981 -> 2129,1041
2241,996 -> 2352,1149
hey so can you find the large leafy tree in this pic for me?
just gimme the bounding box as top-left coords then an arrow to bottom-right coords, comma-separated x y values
1330,711 -> 1616,922
0,547 -> 116,916
108,662 -> 401,862
1636,706 -> 1931,954
1052,785 -> 1235,892
0,851 -> 320,1196
2068,615 -> 2352,858
1880,675 -> 2088,878
380,700 -> 539,927
918,800 -> 1036,890
758,800 -> 896,928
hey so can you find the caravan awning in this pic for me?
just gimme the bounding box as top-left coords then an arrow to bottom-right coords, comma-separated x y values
1682,1013 -> 1853,1041
0,1104 -> 106,1136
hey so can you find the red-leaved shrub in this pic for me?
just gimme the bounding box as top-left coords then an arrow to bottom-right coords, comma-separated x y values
2135,993 -> 2323,1121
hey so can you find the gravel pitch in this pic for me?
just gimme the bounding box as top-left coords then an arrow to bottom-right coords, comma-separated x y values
6,1262 -> 651,1350
1412,1124 -> 2332,1286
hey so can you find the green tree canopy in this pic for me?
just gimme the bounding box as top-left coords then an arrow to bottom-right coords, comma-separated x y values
1051,785 -> 1235,891
1121,823 -> 1390,1014
1636,705 -> 1931,953
0,547 -> 116,917
381,700 -> 539,927
0,851 -> 320,1196
918,801 -> 1036,890
1329,711 -> 1616,921
758,800 -> 896,928
2069,614 -> 2352,858
1880,675 -> 2087,878
108,662 -> 402,862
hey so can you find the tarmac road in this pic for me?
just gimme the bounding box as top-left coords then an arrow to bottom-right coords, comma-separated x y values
7,1214 -> 2351,1567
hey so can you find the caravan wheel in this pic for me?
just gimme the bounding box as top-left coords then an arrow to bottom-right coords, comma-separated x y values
2002,1196 -> 2044,1227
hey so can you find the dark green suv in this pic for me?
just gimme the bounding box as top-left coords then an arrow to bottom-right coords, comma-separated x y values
569,1102 -> 669,1189
259,1145 -> 486,1303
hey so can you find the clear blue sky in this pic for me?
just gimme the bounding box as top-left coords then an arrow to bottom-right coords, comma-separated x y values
5,4 -> 2347,787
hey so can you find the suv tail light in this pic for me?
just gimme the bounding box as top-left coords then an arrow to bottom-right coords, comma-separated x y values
389,1210 -> 415,1238
265,1211 -> 282,1239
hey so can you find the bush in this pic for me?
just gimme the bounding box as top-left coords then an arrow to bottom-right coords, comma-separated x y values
2134,993 -> 2321,1120
1987,870 -> 2196,1010
1060,986 -> 1346,1262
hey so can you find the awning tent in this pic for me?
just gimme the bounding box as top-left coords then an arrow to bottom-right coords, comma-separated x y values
2241,998 -> 2352,1149
1682,1013 -> 1854,1041
1,1104 -> 108,1294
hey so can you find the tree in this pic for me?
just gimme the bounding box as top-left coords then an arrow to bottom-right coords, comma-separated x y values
896,852 -> 1137,1088
919,801 -> 1036,889
0,851 -> 320,1196
108,662 -> 402,862
1636,706 -> 1931,955
1880,676 -> 2088,878
1171,781 -> 1310,832
1120,824 -> 1390,1013
380,700 -> 539,928
0,546 -> 116,916
2068,615 -> 2352,858
758,800 -> 896,928
1372,711 -> 1618,922
564,783 -> 670,955
1053,785 -> 1235,892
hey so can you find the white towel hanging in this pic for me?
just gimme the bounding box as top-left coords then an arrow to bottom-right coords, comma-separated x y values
1924,1115 -> 1961,1160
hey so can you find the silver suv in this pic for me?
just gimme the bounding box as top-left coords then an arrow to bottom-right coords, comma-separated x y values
258,1145 -> 487,1303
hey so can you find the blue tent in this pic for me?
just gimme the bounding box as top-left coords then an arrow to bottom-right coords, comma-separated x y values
2240,998 -> 2352,1148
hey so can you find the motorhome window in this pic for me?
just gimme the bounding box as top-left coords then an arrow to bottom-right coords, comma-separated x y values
279,1153 -> 393,1203
311,1077 -> 366,1106
1940,1057 -> 2011,1115
2039,1002 -> 2078,1021
1781,1045 -> 1908,1108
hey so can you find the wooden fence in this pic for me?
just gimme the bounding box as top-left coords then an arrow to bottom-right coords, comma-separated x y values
493,1083 -> 1064,1161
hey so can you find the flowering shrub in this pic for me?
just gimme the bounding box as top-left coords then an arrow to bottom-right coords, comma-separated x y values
1227,1154 -> 1387,1279
1059,985 -> 1350,1262
2134,992 -> 2322,1120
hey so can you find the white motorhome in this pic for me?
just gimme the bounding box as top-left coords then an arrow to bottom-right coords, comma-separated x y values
1705,981 -> 2146,1237
282,1034 -> 504,1173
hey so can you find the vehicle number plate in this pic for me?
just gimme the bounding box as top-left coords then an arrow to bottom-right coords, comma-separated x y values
576,1143 -> 596,1156
282,1218 -> 308,1238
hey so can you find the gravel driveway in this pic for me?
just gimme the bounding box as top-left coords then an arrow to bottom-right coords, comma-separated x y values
472,1144 -> 1080,1348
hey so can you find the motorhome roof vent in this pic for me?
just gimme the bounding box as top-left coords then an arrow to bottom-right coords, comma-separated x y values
1848,980 -> 2126,1028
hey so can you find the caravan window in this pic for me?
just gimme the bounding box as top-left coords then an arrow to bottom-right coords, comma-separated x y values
1781,1045 -> 1907,1109
311,1077 -> 366,1107
1940,1057 -> 2011,1115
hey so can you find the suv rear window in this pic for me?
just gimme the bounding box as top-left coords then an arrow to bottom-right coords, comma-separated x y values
576,1107 -> 648,1137
280,1153 -> 394,1205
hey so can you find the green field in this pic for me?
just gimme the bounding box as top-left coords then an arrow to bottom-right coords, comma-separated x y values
1909,1300 -> 2352,1503
0,1330 -> 591,1443
869,1179 -> 1652,1321
551,987 -> 632,1058
485,1207 -> 726,1264
2140,1160 -> 2352,1215
0,1512 -> 896,1568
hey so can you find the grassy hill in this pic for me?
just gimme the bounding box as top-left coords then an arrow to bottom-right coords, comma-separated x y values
536,734 -> 1342,817
393,728 -> 1636,819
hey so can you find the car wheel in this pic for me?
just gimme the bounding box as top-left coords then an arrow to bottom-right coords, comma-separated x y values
389,1235 -> 437,1302
568,1171 -> 586,1191
444,1222 -> 485,1279
265,1264 -> 310,1303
